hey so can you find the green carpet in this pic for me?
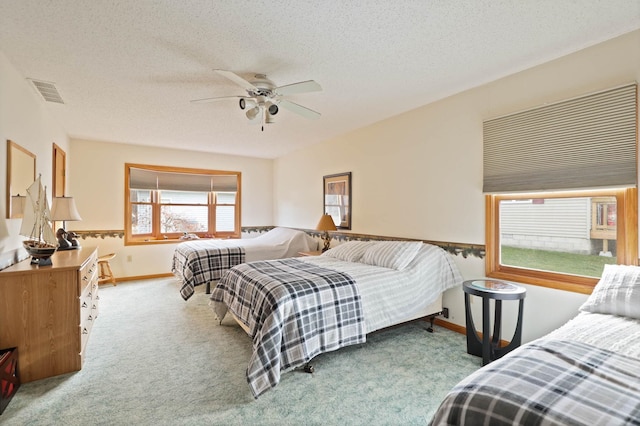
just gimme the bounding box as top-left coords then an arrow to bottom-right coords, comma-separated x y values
1,278 -> 480,425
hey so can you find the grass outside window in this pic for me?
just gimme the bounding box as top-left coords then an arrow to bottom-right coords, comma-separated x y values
501,246 -> 617,278
486,188 -> 638,294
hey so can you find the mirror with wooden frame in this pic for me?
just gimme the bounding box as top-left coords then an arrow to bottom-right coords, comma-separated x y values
6,140 -> 36,219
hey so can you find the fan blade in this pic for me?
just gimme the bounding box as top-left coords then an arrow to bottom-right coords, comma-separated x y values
214,69 -> 257,91
274,80 -> 322,96
278,99 -> 321,120
190,95 -> 243,104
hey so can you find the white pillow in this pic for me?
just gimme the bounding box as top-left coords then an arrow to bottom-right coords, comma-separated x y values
579,264 -> 640,319
361,241 -> 423,271
322,241 -> 373,263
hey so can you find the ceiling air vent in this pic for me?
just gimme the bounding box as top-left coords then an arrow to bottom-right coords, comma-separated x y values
28,79 -> 64,104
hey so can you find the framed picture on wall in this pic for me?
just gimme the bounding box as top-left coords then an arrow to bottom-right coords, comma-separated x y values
6,140 -> 36,219
323,172 -> 351,230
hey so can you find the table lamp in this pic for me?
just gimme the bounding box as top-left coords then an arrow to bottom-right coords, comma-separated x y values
50,196 -> 82,250
316,213 -> 337,252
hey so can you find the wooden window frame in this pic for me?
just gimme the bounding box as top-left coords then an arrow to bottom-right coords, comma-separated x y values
485,188 -> 638,294
124,163 -> 241,245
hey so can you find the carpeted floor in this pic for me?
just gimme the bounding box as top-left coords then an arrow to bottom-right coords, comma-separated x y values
1,278 -> 481,425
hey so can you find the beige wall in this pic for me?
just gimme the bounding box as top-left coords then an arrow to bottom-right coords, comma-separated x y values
0,51 -> 70,266
274,30 -> 640,342
67,139 -> 274,278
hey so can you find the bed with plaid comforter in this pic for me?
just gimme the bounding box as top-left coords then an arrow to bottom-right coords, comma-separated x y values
210,258 -> 365,398
173,243 -> 245,301
430,338 -> 640,425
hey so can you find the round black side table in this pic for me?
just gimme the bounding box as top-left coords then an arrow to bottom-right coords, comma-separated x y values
463,279 -> 526,366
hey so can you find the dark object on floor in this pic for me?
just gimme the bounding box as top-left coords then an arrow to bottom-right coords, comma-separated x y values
0,347 -> 20,415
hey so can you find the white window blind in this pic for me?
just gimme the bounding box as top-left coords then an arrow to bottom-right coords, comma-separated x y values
483,83 -> 637,193
129,168 -> 238,192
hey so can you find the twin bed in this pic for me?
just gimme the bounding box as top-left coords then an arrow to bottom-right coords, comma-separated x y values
172,227 -> 318,299
430,264 -> 640,425
208,240 -> 463,398
173,230 -> 463,397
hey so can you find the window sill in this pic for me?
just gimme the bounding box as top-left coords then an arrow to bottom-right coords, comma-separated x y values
487,270 -> 596,295
125,236 -> 240,246
126,238 -> 187,246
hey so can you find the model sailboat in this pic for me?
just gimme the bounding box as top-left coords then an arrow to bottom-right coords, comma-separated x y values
19,175 -> 58,265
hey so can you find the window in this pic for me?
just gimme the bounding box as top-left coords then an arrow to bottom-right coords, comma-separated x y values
483,84 -> 637,293
486,188 -> 637,294
125,164 -> 241,244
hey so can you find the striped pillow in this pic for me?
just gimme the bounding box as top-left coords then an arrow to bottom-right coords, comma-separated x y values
580,264 -> 640,319
321,241 -> 374,263
361,241 -> 423,271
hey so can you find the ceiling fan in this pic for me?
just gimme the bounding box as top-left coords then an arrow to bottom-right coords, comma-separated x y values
191,69 -> 322,131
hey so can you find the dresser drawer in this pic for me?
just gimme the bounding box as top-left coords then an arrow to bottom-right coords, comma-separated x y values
78,251 -> 98,295
79,283 -> 95,351
78,250 -> 99,357
92,280 -> 100,319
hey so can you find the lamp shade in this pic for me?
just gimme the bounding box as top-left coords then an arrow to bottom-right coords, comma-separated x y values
50,196 -> 82,221
316,213 -> 337,232
10,195 -> 26,219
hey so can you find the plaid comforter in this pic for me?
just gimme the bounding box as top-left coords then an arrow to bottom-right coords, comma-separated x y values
430,339 -> 640,425
172,244 -> 245,301
210,258 -> 365,398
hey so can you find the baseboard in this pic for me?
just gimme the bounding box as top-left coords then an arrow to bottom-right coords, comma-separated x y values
434,318 -> 509,347
434,318 -> 466,335
98,272 -> 174,285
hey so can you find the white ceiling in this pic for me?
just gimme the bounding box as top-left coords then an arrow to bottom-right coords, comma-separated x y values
1,1 -> 639,159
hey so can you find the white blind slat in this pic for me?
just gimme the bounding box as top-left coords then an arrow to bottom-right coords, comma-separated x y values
130,168 -> 238,192
484,84 -> 637,193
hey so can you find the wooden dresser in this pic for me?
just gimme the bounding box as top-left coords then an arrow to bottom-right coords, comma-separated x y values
0,247 -> 99,382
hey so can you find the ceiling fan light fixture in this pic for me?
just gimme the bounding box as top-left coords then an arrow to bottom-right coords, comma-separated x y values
265,111 -> 276,124
239,98 -> 257,111
246,106 -> 260,120
193,70 -> 322,125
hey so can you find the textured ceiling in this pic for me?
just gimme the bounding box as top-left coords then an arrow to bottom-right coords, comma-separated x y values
1,1 -> 639,159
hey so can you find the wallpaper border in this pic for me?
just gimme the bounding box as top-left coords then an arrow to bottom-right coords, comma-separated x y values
74,227 -> 485,259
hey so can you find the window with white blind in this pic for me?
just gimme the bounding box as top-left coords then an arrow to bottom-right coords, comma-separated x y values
484,84 -> 638,293
125,164 -> 241,244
